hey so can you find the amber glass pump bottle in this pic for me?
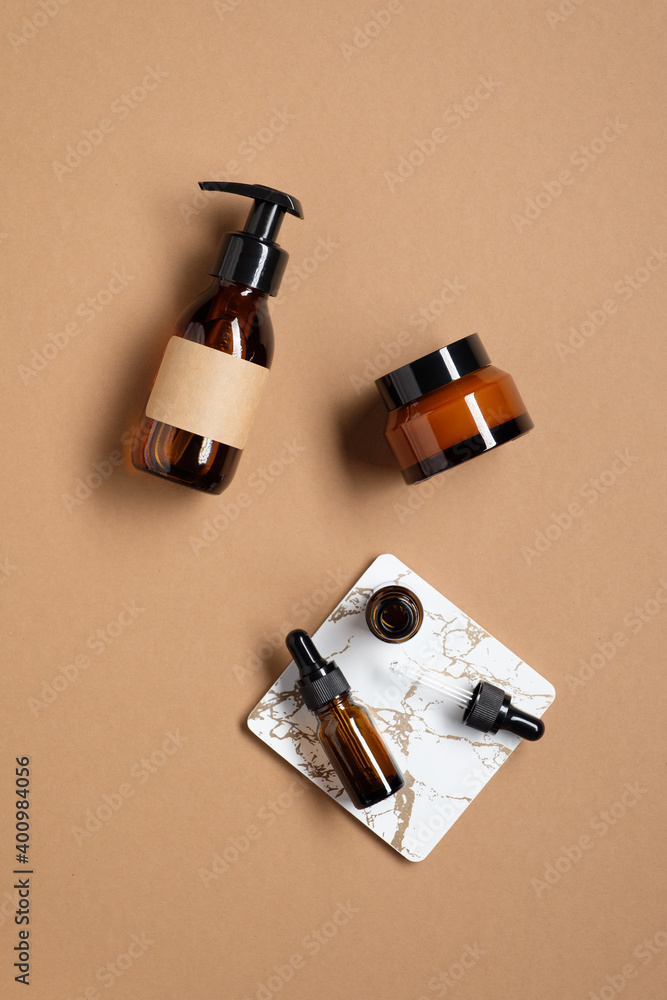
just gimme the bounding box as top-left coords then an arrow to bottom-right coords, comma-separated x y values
131,182 -> 303,494
286,630 -> 405,809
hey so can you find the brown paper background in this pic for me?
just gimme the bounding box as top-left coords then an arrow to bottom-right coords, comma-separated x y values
1,1 -> 665,997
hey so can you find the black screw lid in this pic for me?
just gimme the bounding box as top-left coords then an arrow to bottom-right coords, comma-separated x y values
375,334 -> 491,409
199,182 -> 303,296
286,630 -> 350,713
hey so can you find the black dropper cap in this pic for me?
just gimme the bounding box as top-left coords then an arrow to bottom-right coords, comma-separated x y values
462,681 -> 545,741
198,182 -> 303,296
286,630 -> 350,712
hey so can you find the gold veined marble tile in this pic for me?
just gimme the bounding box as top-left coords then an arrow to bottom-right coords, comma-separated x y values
248,554 -> 555,862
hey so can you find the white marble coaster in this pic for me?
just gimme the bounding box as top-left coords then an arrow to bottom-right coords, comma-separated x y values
248,554 -> 555,862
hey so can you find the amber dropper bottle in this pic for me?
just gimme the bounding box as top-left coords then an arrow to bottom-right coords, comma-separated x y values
131,182 -> 303,494
286,630 -> 405,809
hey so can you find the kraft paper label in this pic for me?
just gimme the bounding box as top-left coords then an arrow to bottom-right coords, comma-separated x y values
145,336 -> 269,450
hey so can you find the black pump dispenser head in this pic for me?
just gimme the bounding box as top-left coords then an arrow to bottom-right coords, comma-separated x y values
198,182 -> 303,296
286,630 -> 350,712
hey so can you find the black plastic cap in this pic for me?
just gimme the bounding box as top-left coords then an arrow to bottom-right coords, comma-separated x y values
286,630 -> 350,713
463,681 -> 507,733
212,233 -> 286,296
463,681 -> 545,741
199,182 -> 303,296
375,334 -> 491,409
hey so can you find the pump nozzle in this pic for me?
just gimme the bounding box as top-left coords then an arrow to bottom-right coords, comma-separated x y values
198,181 -> 303,295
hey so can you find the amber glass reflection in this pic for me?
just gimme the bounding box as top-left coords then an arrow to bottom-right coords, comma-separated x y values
316,694 -> 405,809
384,365 -> 528,474
131,279 -> 273,494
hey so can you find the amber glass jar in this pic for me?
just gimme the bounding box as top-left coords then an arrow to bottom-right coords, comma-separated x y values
375,335 -> 533,484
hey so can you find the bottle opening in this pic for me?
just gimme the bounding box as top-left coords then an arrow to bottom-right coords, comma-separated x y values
380,601 -> 412,635
365,586 -> 424,644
